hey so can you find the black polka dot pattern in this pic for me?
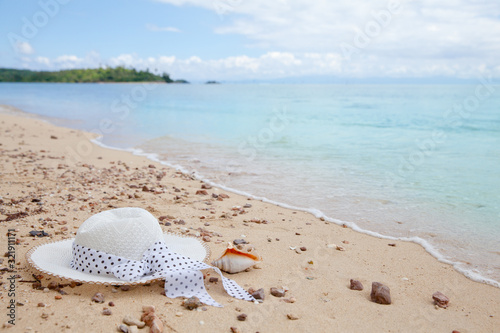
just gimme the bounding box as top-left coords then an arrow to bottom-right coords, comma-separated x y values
70,241 -> 255,307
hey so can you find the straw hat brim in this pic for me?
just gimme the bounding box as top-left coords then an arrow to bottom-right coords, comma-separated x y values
26,233 -> 210,285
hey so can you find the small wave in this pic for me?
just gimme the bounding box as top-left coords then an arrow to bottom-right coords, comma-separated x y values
91,137 -> 500,288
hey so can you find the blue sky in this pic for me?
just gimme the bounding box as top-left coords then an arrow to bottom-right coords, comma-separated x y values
1,0 -> 499,81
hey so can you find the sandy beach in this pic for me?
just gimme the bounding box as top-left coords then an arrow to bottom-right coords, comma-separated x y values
0,106 -> 499,333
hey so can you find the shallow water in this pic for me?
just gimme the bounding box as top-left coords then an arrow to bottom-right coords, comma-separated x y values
1,82 -> 499,285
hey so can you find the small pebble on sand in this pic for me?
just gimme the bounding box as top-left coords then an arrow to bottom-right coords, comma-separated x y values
102,308 -> 112,316
432,291 -> 450,309
92,292 -> 105,303
183,296 -> 203,310
370,282 -> 391,305
123,315 -> 146,328
270,287 -> 286,297
237,313 -> 247,321
117,324 -> 129,333
349,279 -> 364,291
287,313 -> 300,320
250,288 -> 265,300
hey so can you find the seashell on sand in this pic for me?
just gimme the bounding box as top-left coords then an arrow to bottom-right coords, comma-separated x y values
212,244 -> 262,274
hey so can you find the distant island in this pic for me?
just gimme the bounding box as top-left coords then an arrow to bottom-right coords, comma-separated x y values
0,67 -> 189,84
205,80 -> 220,84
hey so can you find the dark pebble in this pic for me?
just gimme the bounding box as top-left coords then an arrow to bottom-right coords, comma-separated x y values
47,281 -> 58,290
432,291 -> 449,309
270,287 -> 286,298
237,313 -> 247,321
349,279 -> 364,291
250,288 -> 265,300
29,230 -> 49,237
370,282 -> 391,305
233,239 -> 248,245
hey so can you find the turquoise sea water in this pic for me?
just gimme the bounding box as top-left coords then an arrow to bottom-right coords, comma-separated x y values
1,82 -> 499,285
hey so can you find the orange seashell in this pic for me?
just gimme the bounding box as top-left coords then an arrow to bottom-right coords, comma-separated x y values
212,244 -> 262,274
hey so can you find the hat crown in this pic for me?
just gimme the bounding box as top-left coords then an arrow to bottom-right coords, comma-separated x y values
74,208 -> 163,261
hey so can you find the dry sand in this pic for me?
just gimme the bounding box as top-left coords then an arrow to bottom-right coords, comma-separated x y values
0,106 -> 499,333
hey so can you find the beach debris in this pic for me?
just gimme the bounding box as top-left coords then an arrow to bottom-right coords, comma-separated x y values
201,184 -> 212,189
196,190 -> 208,195
283,297 -> 297,303
209,277 -> 219,283
123,315 -> 146,328
350,279 -> 364,291
270,287 -> 286,298
183,296 -> 203,310
120,285 -> 131,291
233,239 -> 248,245
47,281 -> 58,290
230,327 -> 241,333
117,324 -> 129,332
50,135 -> 58,139
249,288 -> 265,300
128,326 -> 139,333
175,312 -> 183,317
237,313 -> 247,321
142,305 -> 155,315
388,243 -> 397,247
29,230 -> 49,237
141,305 -> 163,333
432,291 -> 449,309
287,313 -> 300,320
55,295 -> 62,300
92,292 -> 105,303
326,243 -> 345,251
102,308 -> 112,316
150,318 -> 163,333
300,246 -> 307,251
370,282 -> 391,305
243,203 -> 252,208
219,193 -> 230,199
212,243 -> 261,274
37,303 -> 46,307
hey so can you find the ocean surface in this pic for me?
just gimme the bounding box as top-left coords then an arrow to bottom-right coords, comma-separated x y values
1,82 -> 499,286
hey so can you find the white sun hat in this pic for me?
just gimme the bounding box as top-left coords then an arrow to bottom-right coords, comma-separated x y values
27,207 -> 254,307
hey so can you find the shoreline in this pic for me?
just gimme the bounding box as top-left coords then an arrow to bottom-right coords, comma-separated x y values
1,108 -> 499,332
93,134 -> 500,289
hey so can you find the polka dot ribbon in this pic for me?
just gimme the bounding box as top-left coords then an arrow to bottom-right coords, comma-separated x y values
70,241 -> 255,307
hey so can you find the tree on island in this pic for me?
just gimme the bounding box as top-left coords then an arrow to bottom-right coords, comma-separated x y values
0,67 -> 188,84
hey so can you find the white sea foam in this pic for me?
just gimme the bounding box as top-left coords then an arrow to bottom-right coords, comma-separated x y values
92,137 -> 500,288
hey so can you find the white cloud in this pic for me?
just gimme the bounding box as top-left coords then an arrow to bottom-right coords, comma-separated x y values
146,24 -> 181,33
14,41 -> 34,55
153,0 -> 500,79
22,50 -> 500,81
